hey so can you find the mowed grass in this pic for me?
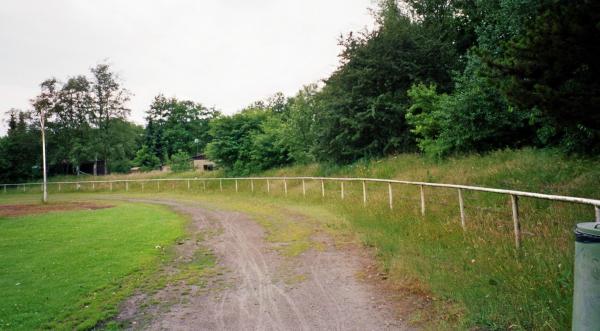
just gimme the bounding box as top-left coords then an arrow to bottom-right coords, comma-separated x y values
0,202 -> 186,330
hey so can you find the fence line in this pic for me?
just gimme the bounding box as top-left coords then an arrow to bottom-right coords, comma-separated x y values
2,176 -> 600,248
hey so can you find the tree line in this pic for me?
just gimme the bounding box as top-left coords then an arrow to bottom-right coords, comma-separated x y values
206,0 -> 599,172
1,0 -> 598,181
1,64 -> 141,182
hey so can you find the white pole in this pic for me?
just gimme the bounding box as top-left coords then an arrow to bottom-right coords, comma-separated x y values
203,181 -> 206,191
125,181 -> 128,192
220,179 -> 223,192
420,185 -> 425,216
321,179 -> 325,198
362,181 -> 367,207
235,179 -> 238,192
157,181 -> 160,191
40,110 -> 47,203
187,180 -> 190,190
267,179 -> 270,194
341,181 -> 344,200
141,182 -> 144,192
302,179 -> 306,197
458,189 -> 466,230
284,179 -> 287,196
595,206 -> 600,223
110,182 -> 113,192
511,195 -> 521,249
251,179 -> 254,192
388,182 -> 393,210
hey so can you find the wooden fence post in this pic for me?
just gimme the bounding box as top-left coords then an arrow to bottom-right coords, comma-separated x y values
284,179 -> 287,196
321,179 -> 325,198
341,181 -> 345,200
267,179 -> 270,194
251,179 -> 254,192
302,179 -> 306,197
235,180 -> 238,193
362,181 -> 367,207
388,182 -> 393,210
511,195 -> 521,249
458,189 -> 466,231
420,185 -> 425,216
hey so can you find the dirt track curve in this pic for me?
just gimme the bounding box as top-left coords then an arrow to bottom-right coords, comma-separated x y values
116,199 -> 412,331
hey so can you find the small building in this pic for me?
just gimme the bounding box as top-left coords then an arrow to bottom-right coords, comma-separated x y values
192,154 -> 215,171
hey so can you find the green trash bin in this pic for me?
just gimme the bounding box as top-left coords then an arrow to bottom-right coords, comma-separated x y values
573,222 -> 600,331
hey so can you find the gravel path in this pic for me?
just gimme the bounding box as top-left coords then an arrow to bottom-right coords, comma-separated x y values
116,198 -> 411,331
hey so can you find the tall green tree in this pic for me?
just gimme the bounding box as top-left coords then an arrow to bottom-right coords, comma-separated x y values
205,108 -> 267,174
143,95 -> 220,163
486,0 -> 600,153
53,76 -> 94,171
280,84 -> 319,164
0,110 -> 39,181
312,1 -> 457,163
88,63 -> 131,174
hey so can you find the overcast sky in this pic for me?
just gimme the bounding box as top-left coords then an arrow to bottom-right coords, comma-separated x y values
0,0 -> 376,134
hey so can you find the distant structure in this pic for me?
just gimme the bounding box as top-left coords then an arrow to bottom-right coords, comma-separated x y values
192,154 -> 215,171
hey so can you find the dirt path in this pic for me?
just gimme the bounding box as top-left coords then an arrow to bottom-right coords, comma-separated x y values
116,199 -> 411,331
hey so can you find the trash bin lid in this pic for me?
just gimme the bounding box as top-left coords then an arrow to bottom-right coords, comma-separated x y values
576,222 -> 600,237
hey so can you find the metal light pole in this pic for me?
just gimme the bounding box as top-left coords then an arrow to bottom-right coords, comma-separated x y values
194,138 -> 200,156
40,108 -> 48,203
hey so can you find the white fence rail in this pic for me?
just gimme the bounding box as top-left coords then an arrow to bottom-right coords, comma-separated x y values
3,176 -> 600,248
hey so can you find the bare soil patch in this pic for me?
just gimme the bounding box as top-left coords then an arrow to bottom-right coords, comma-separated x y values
114,198 -> 414,331
0,202 -> 112,217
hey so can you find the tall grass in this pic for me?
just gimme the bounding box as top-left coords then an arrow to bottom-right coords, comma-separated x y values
259,149 -> 599,329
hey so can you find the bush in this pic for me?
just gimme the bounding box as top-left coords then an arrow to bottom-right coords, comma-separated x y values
133,145 -> 161,171
170,150 -> 192,172
406,56 -> 535,157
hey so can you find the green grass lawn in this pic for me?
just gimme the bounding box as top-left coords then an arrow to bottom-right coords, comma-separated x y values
0,203 -> 186,330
